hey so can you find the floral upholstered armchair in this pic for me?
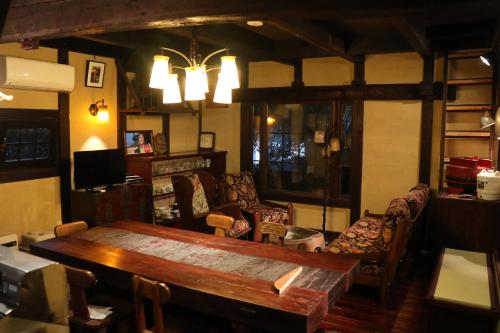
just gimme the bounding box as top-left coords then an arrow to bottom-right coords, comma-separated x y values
172,171 -> 251,239
220,171 -> 293,241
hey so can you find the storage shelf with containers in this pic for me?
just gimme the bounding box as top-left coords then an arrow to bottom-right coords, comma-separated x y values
439,49 -> 498,192
126,150 -> 226,225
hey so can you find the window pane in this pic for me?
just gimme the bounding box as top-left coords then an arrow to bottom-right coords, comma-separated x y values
266,103 -> 330,196
340,104 -> 352,195
20,144 -> 35,160
35,144 -> 50,160
21,128 -> 35,143
6,129 -> 20,143
36,128 -> 50,143
4,144 -> 19,162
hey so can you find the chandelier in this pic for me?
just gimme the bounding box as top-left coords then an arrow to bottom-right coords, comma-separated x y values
149,39 -> 239,105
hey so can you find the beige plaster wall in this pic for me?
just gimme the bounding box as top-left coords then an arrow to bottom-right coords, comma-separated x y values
0,43 -> 61,237
361,101 -> 422,214
365,52 -> 423,84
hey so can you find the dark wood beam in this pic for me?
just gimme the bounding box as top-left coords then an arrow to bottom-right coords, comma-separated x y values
166,25 -> 275,61
493,17 -> 500,52
40,37 -> 131,58
234,83 -> 452,103
6,0 -> 500,43
392,17 -> 431,58
268,20 -> 351,61
419,56 -> 434,184
58,48 -> 71,223
0,0 -> 11,35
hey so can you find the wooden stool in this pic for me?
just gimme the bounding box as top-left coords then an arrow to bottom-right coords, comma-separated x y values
54,221 -> 88,237
259,222 -> 287,247
132,275 -> 171,333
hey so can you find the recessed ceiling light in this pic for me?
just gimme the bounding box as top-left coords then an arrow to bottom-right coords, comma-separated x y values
247,20 -> 264,27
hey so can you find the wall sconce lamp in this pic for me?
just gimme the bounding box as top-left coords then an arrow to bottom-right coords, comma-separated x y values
88,99 -> 109,122
480,51 -> 494,67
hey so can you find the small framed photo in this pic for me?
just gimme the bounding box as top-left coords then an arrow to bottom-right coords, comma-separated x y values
124,130 -> 154,155
85,60 -> 106,88
198,132 -> 215,150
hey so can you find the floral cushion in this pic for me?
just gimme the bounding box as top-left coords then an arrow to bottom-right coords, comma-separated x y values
327,216 -> 385,254
222,171 -> 259,209
188,174 -> 209,216
257,207 -> 288,224
381,197 -> 411,250
402,183 -> 430,218
228,219 -> 251,238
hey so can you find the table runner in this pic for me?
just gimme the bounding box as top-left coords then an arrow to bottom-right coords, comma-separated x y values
76,227 -> 341,292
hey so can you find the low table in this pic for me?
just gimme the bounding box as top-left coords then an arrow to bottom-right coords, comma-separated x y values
426,248 -> 500,332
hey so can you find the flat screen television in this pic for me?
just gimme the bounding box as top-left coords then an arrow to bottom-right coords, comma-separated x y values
73,149 -> 126,190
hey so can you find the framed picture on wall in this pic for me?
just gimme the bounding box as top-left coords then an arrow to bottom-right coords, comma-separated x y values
124,130 -> 154,155
198,132 -> 215,150
85,60 -> 106,88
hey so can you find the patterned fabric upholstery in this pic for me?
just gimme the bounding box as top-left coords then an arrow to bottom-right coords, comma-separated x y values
327,216 -> 385,254
381,197 -> 411,250
257,207 -> 288,224
402,183 -> 430,218
188,174 -> 209,216
228,219 -> 251,238
222,172 -> 259,209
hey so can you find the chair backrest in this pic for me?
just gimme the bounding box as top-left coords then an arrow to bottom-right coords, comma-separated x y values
259,222 -> 287,247
206,213 -> 234,237
54,221 -> 88,237
132,275 -> 171,333
221,171 -> 259,209
172,174 -> 196,221
63,265 -> 96,322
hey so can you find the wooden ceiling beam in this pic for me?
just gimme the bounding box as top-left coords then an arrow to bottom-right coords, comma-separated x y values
268,20 -> 352,61
392,17 -> 431,58
493,17 -> 500,52
0,0 -> 10,36
5,0 -> 500,43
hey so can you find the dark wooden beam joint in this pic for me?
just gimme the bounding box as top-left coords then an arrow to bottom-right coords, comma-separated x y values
392,17 -> 431,58
292,59 -> 304,88
351,55 -> 365,85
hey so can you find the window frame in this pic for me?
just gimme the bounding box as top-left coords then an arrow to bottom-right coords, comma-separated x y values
241,98 -> 363,223
0,108 -> 60,183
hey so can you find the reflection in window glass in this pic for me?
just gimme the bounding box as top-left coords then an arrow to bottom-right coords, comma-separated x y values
253,103 -> 330,196
340,105 -> 352,195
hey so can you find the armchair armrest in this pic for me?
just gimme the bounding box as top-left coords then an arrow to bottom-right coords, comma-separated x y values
363,209 -> 384,219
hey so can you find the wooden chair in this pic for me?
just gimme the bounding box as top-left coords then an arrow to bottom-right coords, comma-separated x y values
132,275 -> 171,333
64,265 -> 117,333
172,171 -> 251,237
259,222 -> 287,247
205,213 -> 251,239
54,221 -> 88,237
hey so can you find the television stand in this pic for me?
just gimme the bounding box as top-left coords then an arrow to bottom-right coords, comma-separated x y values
71,182 -> 152,227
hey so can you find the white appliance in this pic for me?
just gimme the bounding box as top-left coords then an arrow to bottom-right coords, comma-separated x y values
0,56 -> 75,92
0,233 -> 18,249
476,169 -> 500,200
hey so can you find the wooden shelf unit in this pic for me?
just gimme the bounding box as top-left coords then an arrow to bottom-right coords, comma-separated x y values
126,150 -> 227,224
438,50 -> 497,191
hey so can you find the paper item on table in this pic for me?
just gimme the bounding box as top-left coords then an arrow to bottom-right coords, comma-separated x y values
273,266 -> 302,294
88,305 -> 113,320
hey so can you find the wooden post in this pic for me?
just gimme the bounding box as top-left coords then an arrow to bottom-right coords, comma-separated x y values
419,55 -> 435,185
58,48 -> 71,223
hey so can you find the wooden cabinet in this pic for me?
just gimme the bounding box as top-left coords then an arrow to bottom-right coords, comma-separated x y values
432,194 -> 500,252
126,150 -> 227,224
70,182 -> 152,227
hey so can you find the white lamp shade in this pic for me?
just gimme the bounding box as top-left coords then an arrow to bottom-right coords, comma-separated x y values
220,56 -> 239,89
213,72 -> 232,104
201,65 -> 209,93
149,55 -> 169,89
163,74 -> 182,104
97,110 -> 109,123
184,66 -> 206,101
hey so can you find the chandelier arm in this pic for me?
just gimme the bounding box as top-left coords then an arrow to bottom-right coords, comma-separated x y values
171,66 -> 185,71
161,47 -> 193,67
205,66 -> 221,73
201,48 -> 229,66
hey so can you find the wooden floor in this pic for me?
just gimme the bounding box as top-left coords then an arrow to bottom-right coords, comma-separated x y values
319,254 -> 433,333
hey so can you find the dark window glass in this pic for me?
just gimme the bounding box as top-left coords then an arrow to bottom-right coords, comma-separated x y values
340,104 -> 352,196
4,127 -> 51,163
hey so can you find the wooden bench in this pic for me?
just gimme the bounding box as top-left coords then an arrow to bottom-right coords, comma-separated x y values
426,248 -> 500,332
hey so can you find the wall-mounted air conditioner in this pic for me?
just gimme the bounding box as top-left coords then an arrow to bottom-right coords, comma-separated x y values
0,56 -> 75,92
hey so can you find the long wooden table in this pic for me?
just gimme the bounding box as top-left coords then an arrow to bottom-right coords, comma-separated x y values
30,221 -> 358,333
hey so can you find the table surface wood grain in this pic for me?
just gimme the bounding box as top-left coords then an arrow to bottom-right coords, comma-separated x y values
30,221 -> 359,333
